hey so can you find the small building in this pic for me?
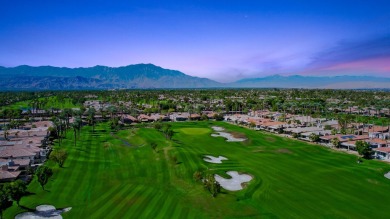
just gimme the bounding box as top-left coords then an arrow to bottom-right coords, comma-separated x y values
373,147 -> 390,160
300,130 -> 332,141
261,121 -> 288,133
284,127 -> 324,136
122,115 -> 138,124
340,141 -> 357,151
319,134 -> 369,146
369,132 -> 389,140
137,114 -> 152,123
149,114 -> 170,122
0,157 -> 28,182
0,165 -> 21,182
366,138 -> 388,148
365,126 -> 389,134
170,113 -> 190,122
189,114 -> 201,121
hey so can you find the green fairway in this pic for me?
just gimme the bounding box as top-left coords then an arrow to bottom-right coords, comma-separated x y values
4,122 -> 390,218
178,127 -> 211,135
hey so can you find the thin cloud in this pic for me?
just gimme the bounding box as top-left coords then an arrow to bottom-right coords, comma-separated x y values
308,35 -> 390,70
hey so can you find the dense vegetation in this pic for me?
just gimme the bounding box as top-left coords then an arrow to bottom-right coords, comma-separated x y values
1,89 -> 389,127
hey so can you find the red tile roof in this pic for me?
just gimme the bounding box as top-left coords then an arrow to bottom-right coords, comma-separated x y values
0,148 -> 36,158
374,147 -> 390,153
0,170 -> 21,181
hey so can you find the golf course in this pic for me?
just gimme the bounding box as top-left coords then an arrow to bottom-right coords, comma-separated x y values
4,121 -> 390,218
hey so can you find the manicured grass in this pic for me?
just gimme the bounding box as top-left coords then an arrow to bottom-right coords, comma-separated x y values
4,122 -> 390,218
178,128 -> 211,135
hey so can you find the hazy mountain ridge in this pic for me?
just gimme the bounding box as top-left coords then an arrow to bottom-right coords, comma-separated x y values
0,64 -> 389,90
232,74 -> 390,89
0,64 -> 221,90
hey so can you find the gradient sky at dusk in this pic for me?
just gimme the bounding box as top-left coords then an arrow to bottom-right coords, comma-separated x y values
1,0 -> 390,82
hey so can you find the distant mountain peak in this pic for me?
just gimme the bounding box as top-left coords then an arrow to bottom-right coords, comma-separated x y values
0,64 -> 388,90
232,74 -> 390,89
0,64 -> 220,90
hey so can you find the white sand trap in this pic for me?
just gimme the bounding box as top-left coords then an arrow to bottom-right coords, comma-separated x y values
212,126 -> 225,132
15,205 -> 72,219
211,126 -> 246,142
214,171 -> 253,191
384,172 -> 390,179
204,155 -> 228,163
211,131 -> 246,142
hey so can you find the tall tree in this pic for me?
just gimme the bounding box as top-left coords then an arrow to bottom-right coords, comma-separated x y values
331,137 -> 340,148
36,166 -> 53,190
0,184 -> 12,218
309,133 -> 320,142
356,140 -> 372,159
50,149 -> 68,167
8,180 -> 27,206
87,108 -> 96,132
203,174 -> 221,197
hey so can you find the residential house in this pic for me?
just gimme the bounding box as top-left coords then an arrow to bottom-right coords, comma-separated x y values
0,164 -> 21,182
319,134 -> 369,148
189,113 -> 201,121
170,113 -> 190,122
300,130 -> 332,141
373,147 -> 390,160
369,132 -> 389,140
366,138 -> 388,148
137,114 -> 152,123
122,114 -> 138,124
284,127 -> 324,136
149,114 -> 170,122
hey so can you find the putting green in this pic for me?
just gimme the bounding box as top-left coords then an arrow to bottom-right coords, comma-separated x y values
178,128 -> 210,135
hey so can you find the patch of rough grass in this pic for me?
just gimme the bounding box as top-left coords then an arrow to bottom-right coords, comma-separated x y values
367,178 -> 379,185
276,148 -> 293,154
229,131 -> 246,139
103,142 -> 112,150
265,137 -> 276,142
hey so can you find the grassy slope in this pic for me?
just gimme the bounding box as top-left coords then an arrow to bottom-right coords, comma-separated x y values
4,122 -> 390,218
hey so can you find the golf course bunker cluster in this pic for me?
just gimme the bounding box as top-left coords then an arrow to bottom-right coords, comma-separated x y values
203,155 -> 228,163
214,171 -> 253,191
214,171 -> 252,191
211,126 -> 246,142
15,205 -> 71,219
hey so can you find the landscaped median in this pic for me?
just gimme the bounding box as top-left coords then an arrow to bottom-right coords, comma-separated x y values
4,121 -> 390,218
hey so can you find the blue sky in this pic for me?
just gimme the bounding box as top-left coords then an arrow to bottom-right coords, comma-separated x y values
1,0 -> 389,82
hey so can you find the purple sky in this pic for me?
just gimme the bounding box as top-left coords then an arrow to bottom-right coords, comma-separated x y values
1,0 -> 390,82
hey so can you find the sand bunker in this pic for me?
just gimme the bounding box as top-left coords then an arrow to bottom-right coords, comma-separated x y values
384,172 -> 390,179
212,126 -> 225,132
214,171 -> 253,191
211,126 -> 246,142
15,205 -> 71,219
203,155 -> 228,163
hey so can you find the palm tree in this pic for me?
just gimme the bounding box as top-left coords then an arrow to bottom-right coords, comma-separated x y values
87,108 -> 96,132
331,137 -> 340,148
3,125 -> 9,141
71,122 -> 79,147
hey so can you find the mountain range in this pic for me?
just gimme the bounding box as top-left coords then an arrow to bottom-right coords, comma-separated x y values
0,64 -> 389,90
